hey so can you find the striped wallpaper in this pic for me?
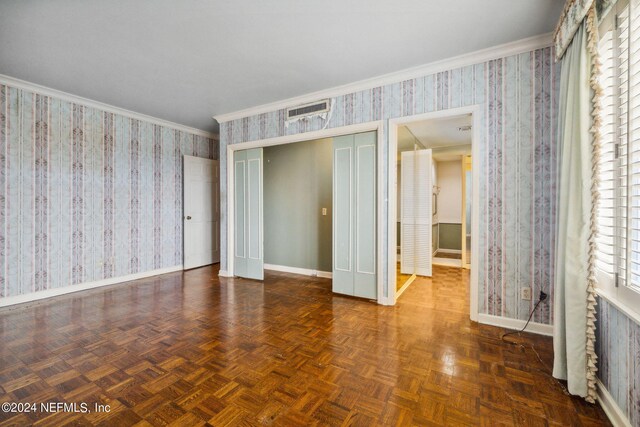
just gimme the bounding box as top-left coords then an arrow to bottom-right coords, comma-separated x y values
0,83 -> 217,299
219,46 -> 560,324
596,297 -> 640,427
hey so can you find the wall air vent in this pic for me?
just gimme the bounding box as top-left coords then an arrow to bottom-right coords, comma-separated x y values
286,99 -> 331,121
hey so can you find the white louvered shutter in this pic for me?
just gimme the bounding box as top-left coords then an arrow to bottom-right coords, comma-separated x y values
596,25 -> 618,277
596,0 -> 640,297
400,149 -> 433,277
626,0 -> 640,292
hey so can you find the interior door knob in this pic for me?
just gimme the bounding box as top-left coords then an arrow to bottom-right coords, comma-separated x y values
186,216 -> 192,220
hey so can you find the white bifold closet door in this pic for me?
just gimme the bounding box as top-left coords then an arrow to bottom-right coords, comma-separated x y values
401,149 -> 433,277
332,132 -> 377,299
233,148 -> 264,280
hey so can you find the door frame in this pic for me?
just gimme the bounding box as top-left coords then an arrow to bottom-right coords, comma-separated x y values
388,105 -> 481,321
225,120 -> 385,304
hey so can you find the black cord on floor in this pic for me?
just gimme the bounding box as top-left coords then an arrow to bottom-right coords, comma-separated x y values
492,290 -> 571,396
501,290 -> 548,341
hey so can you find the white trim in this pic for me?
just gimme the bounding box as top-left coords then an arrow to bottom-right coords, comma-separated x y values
375,127 -> 386,305
218,270 -> 232,277
226,121 -> 385,304
477,313 -> 554,336
214,33 -> 552,123
388,106 -> 481,323
435,248 -> 462,254
395,274 -> 417,298
0,266 -> 183,308
0,74 -> 217,139
596,287 -> 640,326
227,122 -> 384,150
264,263 -> 332,279
432,258 -> 463,268
597,380 -> 633,427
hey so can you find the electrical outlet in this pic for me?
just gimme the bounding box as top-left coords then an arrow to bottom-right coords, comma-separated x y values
322,208 -> 327,216
521,287 -> 532,301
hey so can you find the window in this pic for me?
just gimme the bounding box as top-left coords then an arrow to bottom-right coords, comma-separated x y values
596,0 -> 640,318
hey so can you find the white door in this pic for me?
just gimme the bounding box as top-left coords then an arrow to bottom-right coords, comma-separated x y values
333,132 -> 377,298
234,148 -> 264,280
401,149 -> 433,276
183,155 -> 220,269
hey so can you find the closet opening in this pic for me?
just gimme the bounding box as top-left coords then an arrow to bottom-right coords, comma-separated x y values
262,138 -> 333,281
226,122 -> 385,304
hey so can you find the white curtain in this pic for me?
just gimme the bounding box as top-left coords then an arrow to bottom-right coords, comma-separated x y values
553,4 -> 600,403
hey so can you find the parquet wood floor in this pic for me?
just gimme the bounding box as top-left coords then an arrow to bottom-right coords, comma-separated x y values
0,265 -> 611,426
396,263 -> 412,291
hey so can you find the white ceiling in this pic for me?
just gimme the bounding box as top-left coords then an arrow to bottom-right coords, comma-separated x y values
404,114 -> 473,148
0,1 -> 563,133
398,114 -> 472,160
397,126 -> 425,153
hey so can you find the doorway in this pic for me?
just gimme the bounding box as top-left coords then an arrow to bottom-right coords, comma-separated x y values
225,122 -> 385,303
432,154 -> 467,268
389,106 -> 480,321
183,155 -> 220,270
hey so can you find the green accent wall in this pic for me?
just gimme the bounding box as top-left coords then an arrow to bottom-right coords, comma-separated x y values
263,138 -> 332,272
438,223 -> 462,250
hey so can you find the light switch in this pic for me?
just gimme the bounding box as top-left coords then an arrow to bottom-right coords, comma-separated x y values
322,208 -> 327,216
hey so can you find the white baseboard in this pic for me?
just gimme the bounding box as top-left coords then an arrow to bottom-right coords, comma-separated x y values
0,266 -> 183,308
218,270 -> 232,277
433,258 -> 463,267
436,249 -> 462,254
597,380 -> 632,427
477,313 -> 554,336
264,263 -> 332,279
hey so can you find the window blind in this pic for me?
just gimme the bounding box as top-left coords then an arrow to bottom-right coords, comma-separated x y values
627,0 -> 640,291
596,0 -> 640,295
596,27 -> 618,277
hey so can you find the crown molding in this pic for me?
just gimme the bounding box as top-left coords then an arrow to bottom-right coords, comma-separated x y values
0,74 -> 217,139
213,32 -> 553,123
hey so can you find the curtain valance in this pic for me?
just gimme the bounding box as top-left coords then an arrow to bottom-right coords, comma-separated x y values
554,0 -> 618,59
